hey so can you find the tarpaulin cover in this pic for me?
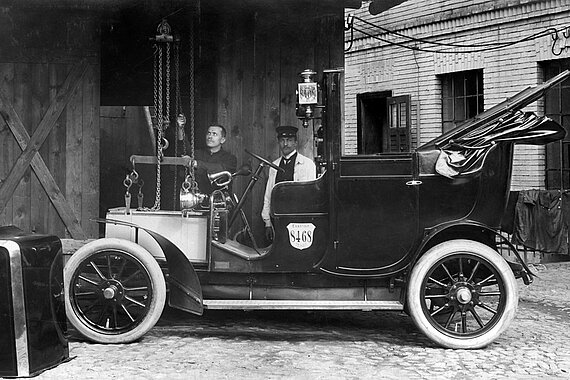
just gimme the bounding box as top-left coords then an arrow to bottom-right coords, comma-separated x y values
435,111 -> 565,178
512,189 -> 570,254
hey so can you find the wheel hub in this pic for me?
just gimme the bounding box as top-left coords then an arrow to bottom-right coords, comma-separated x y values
103,285 -> 117,299
449,282 -> 475,306
101,280 -> 123,301
455,287 -> 472,304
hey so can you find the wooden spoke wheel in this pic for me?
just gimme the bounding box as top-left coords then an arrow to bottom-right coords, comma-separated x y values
407,239 -> 518,349
64,238 -> 166,344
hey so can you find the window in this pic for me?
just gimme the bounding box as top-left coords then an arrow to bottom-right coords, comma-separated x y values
357,92 -> 410,154
441,70 -> 484,133
543,59 -> 570,190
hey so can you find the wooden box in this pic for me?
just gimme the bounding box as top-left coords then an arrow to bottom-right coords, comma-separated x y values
0,227 -> 69,378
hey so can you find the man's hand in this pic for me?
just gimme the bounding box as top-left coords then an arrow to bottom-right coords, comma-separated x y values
180,155 -> 197,168
265,226 -> 274,243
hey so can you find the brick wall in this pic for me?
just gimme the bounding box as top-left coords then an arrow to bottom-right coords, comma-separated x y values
344,0 -> 570,190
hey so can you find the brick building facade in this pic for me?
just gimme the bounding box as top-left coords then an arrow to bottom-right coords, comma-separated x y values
344,0 -> 570,190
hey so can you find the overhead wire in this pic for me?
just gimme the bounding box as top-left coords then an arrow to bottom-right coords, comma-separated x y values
346,14 -> 566,54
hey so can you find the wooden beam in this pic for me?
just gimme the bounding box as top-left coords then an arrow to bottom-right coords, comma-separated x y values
130,155 -> 193,167
0,61 -> 88,238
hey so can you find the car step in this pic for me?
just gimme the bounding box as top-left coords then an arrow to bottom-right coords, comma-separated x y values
203,299 -> 404,311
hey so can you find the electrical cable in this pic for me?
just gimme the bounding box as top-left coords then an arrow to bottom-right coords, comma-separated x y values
347,14 -> 567,54
353,15 -> 556,48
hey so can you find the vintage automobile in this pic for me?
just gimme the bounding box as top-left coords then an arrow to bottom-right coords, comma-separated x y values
63,69 -> 570,349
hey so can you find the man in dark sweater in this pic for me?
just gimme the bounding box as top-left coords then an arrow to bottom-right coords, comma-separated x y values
192,125 -> 237,194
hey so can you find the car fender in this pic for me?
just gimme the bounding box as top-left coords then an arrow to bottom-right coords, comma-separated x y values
413,221 -> 534,281
95,218 -> 203,315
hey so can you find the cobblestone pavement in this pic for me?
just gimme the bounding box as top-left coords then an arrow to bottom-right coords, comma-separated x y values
31,262 -> 570,380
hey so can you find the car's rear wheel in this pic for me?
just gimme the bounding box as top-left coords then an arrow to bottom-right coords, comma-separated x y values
407,239 -> 518,349
64,238 -> 166,344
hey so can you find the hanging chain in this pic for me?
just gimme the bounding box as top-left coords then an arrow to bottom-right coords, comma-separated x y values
153,43 -> 159,135
188,15 -> 196,186
152,137 -> 163,211
174,40 -> 182,204
152,43 -> 164,210
165,42 -> 171,129
157,44 -> 163,133
176,44 -> 182,125
182,23 -> 189,160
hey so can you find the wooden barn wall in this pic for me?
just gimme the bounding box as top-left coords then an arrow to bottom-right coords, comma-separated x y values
98,4 -> 345,242
0,7 -> 100,239
200,4 -> 345,241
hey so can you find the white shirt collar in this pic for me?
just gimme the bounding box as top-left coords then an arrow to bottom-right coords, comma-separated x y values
283,150 -> 297,160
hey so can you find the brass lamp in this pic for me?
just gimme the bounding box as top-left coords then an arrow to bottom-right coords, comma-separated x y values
296,69 -> 318,128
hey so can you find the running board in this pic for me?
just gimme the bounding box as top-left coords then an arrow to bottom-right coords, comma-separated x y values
203,300 -> 404,311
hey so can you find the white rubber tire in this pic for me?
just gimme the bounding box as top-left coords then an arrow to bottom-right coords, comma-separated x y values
407,239 -> 518,349
64,238 -> 166,344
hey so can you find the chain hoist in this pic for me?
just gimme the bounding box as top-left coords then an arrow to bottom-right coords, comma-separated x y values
125,18 -> 201,213
150,19 -> 175,211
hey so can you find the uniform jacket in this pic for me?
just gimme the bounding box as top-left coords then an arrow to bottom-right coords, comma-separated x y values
262,151 -> 316,227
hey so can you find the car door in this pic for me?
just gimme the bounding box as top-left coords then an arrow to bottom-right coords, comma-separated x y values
330,153 -> 419,274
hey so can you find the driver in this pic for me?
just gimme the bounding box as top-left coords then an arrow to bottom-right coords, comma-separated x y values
262,126 -> 316,243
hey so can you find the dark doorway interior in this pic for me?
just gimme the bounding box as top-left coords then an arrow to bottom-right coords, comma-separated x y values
543,59 -> 570,190
357,91 -> 391,154
357,91 -> 411,154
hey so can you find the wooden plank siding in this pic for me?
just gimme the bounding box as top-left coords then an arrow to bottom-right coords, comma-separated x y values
48,64 -> 70,238
30,63 -> 49,236
0,63 -> 15,228
81,64 -> 100,238
0,5 -> 100,238
0,61 -> 99,238
12,63 -> 31,230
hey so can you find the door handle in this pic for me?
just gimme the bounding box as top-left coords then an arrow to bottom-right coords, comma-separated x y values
406,180 -> 422,186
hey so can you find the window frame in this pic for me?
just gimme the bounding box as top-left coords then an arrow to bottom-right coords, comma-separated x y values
440,69 -> 484,133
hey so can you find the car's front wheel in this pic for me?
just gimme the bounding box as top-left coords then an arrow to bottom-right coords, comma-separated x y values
64,238 -> 166,344
407,239 -> 518,349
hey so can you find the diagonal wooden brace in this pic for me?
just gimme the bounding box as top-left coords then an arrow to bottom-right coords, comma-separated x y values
0,61 -> 88,239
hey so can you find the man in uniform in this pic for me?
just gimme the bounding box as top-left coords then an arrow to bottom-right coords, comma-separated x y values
192,124 -> 237,194
262,125 -> 316,243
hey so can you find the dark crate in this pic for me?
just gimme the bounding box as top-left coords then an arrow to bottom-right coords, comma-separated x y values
0,226 -> 69,378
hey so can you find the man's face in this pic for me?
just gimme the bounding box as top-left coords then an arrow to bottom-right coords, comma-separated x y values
278,136 -> 297,157
206,126 -> 226,151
